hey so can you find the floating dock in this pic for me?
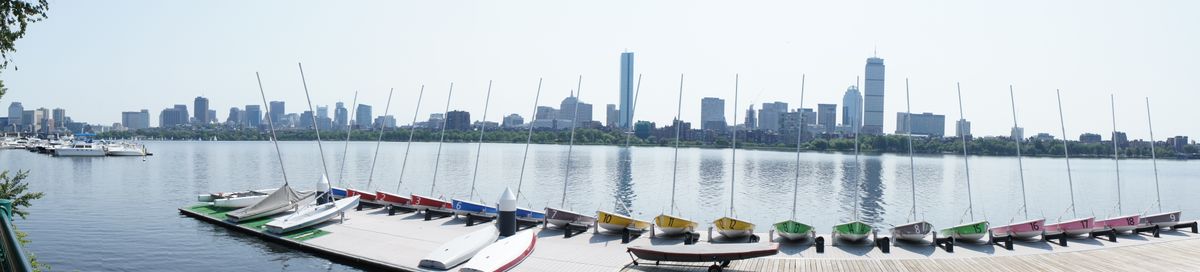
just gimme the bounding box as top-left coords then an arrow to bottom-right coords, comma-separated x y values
180,204 -> 1200,271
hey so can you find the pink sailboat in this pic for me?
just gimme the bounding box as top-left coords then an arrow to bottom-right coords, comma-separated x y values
1096,94 -> 1139,233
1041,90 -> 1094,237
989,86 -> 1046,240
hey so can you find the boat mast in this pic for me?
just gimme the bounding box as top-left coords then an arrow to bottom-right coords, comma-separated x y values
395,86 -> 425,193
560,75 -> 584,208
365,89 -> 395,191
468,81 -> 494,200
904,78 -> 916,221
1145,97 -> 1162,212
297,63 -> 333,196
624,74 -> 642,147
1109,94 -> 1122,215
790,74 -> 806,220
853,77 -> 861,222
1008,85 -> 1029,218
1055,89 -> 1077,219
337,92 -> 359,188
669,74 -> 684,215
430,83 -> 455,196
254,72 -> 290,186
730,74 -> 739,217
955,83 -> 974,221
514,79 -> 544,200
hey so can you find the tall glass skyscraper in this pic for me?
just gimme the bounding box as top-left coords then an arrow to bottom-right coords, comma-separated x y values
842,85 -> 862,132
863,57 -> 885,135
618,52 -> 634,129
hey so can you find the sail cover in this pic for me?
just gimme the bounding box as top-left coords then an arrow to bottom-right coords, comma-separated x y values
226,184 -> 314,222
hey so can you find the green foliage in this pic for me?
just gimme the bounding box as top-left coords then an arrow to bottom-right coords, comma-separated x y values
0,0 -> 49,71
0,170 -> 42,219
14,226 -> 47,272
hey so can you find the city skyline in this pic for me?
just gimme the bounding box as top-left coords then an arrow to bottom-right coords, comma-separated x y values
0,1 -> 1197,139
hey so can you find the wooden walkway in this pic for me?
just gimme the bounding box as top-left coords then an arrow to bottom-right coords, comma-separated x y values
622,237 -> 1200,271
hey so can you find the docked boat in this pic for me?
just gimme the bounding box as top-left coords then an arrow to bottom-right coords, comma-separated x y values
459,229 -> 536,272
773,76 -> 815,242
105,143 -> 147,156
890,82 -> 932,244
452,84 -> 499,220
712,75 -> 754,240
545,82 -> 596,231
197,188 -> 277,202
225,185 -> 314,223
1138,99 -> 1184,230
545,207 -> 596,229
212,189 -> 276,208
345,188 -> 377,203
419,226 -> 500,270
412,194 -> 454,213
375,190 -> 412,207
329,187 -> 348,200
1097,215 -> 1141,233
655,214 -> 698,236
265,195 -> 359,234
988,86 -> 1044,240
597,210 -> 651,233
627,243 -> 778,268
53,142 -> 106,157
1096,97 -> 1140,234
1044,217 -> 1096,236
1140,211 -> 1182,228
515,207 -> 546,223
773,220 -> 813,241
833,221 -> 872,243
891,221 -> 933,242
939,85 -> 990,242
653,75 -> 699,238
452,198 -> 497,218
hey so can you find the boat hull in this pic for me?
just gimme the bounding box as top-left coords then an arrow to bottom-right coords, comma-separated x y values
265,195 -> 359,234
452,199 -> 498,218
411,194 -> 453,213
939,221 -> 989,241
990,218 -> 1045,239
773,220 -> 814,241
330,187 -> 348,200
345,188 -> 377,202
1044,217 -> 1096,236
375,191 -> 412,207
1140,211 -> 1182,228
627,243 -> 778,263
1098,214 -> 1141,232
712,217 -> 755,239
597,210 -> 651,232
654,214 -> 698,236
53,148 -> 106,157
833,221 -> 872,243
545,207 -> 596,229
213,195 -> 269,208
459,229 -> 537,272
419,226 -> 500,270
890,221 -> 932,242
516,207 -> 545,223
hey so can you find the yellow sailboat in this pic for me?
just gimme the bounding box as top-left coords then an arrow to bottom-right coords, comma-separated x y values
713,217 -> 755,238
653,74 -> 699,238
712,74 -> 756,240
598,210 -> 652,232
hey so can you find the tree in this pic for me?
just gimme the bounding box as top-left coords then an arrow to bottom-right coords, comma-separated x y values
0,0 -> 49,71
0,170 -> 43,219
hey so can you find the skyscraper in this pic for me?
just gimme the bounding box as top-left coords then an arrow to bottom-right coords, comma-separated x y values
226,107 -> 243,126
194,96 -> 210,124
841,86 -> 862,131
818,104 -> 837,134
863,57 -> 885,135
558,92 -> 592,127
745,105 -> 756,130
207,110 -> 216,125
618,52 -> 635,129
355,104 -> 372,129
51,108 -> 66,131
605,104 -> 618,127
700,97 -> 726,131
956,119 -> 971,138
269,101 -> 285,125
244,105 -> 262,128
34,108 -> 50,133
6,102 -> 22,130
174,104 -> 189,125
334,102 -> 348,129
757,102 -> 788,131
159,106 -> 188,127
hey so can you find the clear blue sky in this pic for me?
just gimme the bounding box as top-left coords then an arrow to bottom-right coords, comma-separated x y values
2,0 -> 1197,139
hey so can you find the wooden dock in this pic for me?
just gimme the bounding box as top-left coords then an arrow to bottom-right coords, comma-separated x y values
181,204 -> 1200,272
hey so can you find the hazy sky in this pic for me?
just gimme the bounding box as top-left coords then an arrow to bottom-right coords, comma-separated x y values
2,1 -> 1197,139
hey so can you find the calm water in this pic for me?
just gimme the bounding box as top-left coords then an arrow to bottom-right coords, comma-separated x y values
3,141 -> 1197,271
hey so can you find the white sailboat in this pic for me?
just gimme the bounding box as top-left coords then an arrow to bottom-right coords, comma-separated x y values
1139,98 -> 1183,228
889,79 -> 932,243
544,76 -> 597,230
512,79 -> 548,224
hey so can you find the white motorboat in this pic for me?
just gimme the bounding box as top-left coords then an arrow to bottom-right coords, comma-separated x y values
459,229 -> 536,272
265,195 -> 359,234
105,143 -> 147,156
419,226 -> 500,270
53,142 -> 107,157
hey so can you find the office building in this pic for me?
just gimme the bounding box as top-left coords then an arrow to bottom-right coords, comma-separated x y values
122,110 -> 151,130
159,106 -> 189,127
1113,131 -> 1128,147
269,101 -> 285,125
374,115 -> 396,129
7,102 -> 22,130
618,52 -> 635,129
51,108 -> 65,131
745,105 -> 757,130
226,107 -> 243,126
173,104 -> 189,125
299,110 -> 315,129
446,110 -> 471,130
20,110 -> 32,132
334,102 -> 348,129
842,86 -> 862,132
862,56 -> 885,135
606,104 -> 618,127
1170,136 -> 1189,152
535,106 -> 556,120
558,93 -> 592,127
1079,133 -> 1101,143
244,105 -> 262,128
1011,127 -> 1024,141
956,119 -> 971,138
194,96 -> 210,124
896,112 -> 946,137
355,104 -> 372,129
818,104 -> 836,134
700,97 -> 726,131
503,114 -> 524,128
757,102 -> 788,131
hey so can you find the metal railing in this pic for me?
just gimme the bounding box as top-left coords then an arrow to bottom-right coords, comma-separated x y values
0,199 -> 33,272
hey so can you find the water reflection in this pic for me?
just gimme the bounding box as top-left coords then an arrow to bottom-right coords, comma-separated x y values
611,148 -> 636,215
860,157 -> 886,225
698,151 -> 725,212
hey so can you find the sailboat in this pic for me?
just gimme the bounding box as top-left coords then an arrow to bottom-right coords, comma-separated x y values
224,72 -> 317,223
263,63 -> 360,234
773,74 -> 814,241
712,74 -> 755,240
890,78 -> 933,243
329,92 -> 358,200
1095,94 -> 1140,233
988,85 -> 1046,240
1041,90 -> 1096,237
410,82 -> 457,214
1139,98 -> 1183,228
832,80 -> 872,244
337,92 -> 379,203
376,85 -> 425,209
653,74 -> 699,237
938,83 -> 989,242
545,76 -> 598,230
452,81 -> 500,219
596,74 -> 651,234
512,79 -> 549,224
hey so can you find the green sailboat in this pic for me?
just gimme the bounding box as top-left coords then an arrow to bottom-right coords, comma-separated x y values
832,81 -> 873,244
773,74 -> 814,241
939,83 -> 989,241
